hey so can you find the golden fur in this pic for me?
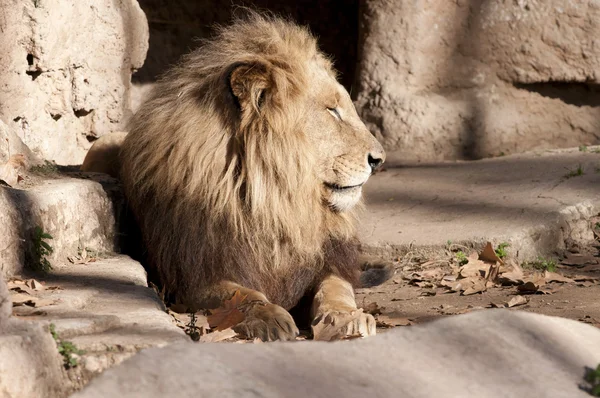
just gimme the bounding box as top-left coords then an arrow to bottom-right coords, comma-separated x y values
119,14 -> 384,339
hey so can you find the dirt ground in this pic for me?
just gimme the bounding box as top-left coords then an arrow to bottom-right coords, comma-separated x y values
357,240 -> 600,332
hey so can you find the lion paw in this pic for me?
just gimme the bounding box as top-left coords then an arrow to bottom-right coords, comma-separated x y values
233,302 -> 299,342
312,309 -> 376,341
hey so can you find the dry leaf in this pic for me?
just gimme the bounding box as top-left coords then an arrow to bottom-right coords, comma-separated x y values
363,302 -> 383,315
376,315 -> 411,327
207,290 -> 247,331
562,253 -> 598,267
462,278 -> 487,296
460,256 -> 490,278
485,263 -> 500,282
517,281 -> 540,294
199,328 -> 237,343
507,295 -> 528,308
479,242 -> 503,264
498,260 -> 525,285
0,154 -> 27,186
572,275 -> 599,282
11,292 -> 55,308
544,271 -> 574,284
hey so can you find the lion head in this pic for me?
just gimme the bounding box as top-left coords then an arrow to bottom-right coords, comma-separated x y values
119,14 -> 384,309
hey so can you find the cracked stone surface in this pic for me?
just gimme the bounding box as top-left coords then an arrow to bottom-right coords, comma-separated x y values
361,148 -> 600,261
11,255 -> 186,391
73,310 -> 600,398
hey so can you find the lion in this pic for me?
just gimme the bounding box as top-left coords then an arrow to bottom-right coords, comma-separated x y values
95,14 -> 386,341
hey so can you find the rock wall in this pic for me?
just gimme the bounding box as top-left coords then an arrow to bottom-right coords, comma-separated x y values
355,0 -> 600,160
0,0 -> 149,165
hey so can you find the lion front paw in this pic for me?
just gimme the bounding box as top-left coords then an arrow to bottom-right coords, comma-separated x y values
311,309 -> 376,341
233,302 -> 299,342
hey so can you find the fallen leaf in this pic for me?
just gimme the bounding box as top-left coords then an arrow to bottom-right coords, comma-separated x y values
10,292 -> 55,307
207,290 -> 247,331
498,260 -> 525,285
517,281 -> 540,294
572,275 -> 599,282
363,302 -> 383,315
459,255 -> 490,278
376,315 -> 412,327
507,295 -> 528,308
199,328 -> 237,343
544,271 -> 574,284
485,263 -> 500,282
562,253 -> 598,267
462,278 -> 487,296
479,242 -> 503,264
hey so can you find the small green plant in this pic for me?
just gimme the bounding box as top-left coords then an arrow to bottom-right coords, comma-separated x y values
522,257 -> 557,273
584,364 -> 600,396
455,251 -> 468,266
579,145 -> 588,152
564,164 -> 585,179
31,226 -> 53,271
495,242 -> 510,259
30,160 -> 58,175
49,323 -> 84,369
595,222 -> 600,229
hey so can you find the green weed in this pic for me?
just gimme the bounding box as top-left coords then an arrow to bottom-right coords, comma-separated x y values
456,251 -> 468,266
31,226 -> 53,272
30,160 -> 58,175
584,364 -> 600,396
495,242 -> 510,259
579,145 -> 588,152
522,257 -> 557,273
49,323 -> 84,369
564,164 -> 585,179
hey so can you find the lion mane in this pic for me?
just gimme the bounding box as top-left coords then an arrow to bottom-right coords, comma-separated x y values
120,14 -> 361,310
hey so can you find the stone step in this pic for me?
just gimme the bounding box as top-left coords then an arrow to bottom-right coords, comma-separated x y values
8,254 -> 186,392
361,147 -> 600,261
0,175 -> 122,276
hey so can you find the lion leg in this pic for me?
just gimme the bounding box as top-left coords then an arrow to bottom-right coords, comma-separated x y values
310,275 -> 376,341
197,281 -> 299,342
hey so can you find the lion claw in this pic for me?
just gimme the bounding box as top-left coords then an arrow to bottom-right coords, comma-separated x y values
312,309 -> 376,341
234,302 -> 299,342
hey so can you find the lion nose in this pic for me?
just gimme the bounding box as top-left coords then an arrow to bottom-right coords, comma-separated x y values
368,153 -> 384,172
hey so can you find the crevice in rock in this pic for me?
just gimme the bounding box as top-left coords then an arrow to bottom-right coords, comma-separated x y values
513,81 -> 600,107
13,116 -> 22,122
51,113 -> 62,121
74,109 -> 93,117
26,69 -> 42,81
26,54 -> 34,66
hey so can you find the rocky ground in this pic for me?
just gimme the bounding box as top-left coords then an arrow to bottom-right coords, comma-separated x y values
2,146 -> 600,396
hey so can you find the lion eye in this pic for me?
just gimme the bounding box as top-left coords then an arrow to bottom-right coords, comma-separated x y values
327,107 -> 342,121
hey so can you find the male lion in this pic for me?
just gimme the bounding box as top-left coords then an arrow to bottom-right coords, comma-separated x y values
118,14 -> 385,341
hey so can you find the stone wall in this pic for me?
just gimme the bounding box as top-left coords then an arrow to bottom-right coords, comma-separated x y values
0,0 -> 148,164
355,0 -> 600,161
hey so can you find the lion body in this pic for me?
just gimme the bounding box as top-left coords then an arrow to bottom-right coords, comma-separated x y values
119,14 -> 384,320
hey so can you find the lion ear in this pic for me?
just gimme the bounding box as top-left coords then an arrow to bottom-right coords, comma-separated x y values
229,62 -> 272,113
